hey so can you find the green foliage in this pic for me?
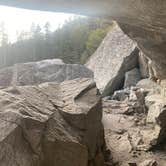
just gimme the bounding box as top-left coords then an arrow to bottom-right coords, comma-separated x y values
0,17 -> 113,68
87,28 -> 108,53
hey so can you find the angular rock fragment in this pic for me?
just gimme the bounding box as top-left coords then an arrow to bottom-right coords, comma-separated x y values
111,88 -> 130,101
139,93 -> 166,149
139,159 -> 158,166
0,78 -> 104,166
86,24 -> 138,96
0,59 -> 93,86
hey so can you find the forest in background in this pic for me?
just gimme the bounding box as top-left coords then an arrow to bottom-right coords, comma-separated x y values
0,17 -> 114,68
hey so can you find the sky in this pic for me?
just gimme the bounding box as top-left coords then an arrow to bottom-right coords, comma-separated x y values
0,5 -> 75,42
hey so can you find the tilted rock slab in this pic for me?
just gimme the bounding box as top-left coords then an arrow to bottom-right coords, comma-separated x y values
0,59 -> 93,86
86,24 -> 138,96
0,78 -> 105,166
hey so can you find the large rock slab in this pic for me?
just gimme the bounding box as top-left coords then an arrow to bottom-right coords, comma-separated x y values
0,59 -> 93,86
0,78 -> 105,166
86,24 -> 138,96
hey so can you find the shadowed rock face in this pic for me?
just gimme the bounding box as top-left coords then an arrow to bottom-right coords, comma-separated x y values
86,24 -> 139,96
0,78 -> 105,166
0,1 -> 166,79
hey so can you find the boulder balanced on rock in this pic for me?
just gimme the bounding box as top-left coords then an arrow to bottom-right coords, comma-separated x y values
86,24 -> 139,96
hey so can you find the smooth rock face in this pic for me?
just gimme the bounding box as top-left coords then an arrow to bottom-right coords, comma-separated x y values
124,68 -> 141,88
0,59 -> 93,86
86,24 -> 138,96
0,78 -> 105,166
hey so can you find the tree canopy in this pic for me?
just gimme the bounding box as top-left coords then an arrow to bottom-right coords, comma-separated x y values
0,17 -> 113,68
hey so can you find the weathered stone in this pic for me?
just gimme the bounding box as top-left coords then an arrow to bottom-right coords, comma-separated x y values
1,1 -> 166,82
111,88 -> 130,101
86,24 -> 138,96
102,78 -> 166,165
138,93 -> 166,148
111,87 -> 146,113
103,89 -> 166,165
103,99 -> 131,115
119,22 -> 166,81
146,95 -> 165,124
0,78 -> 104,166
0,59 -> 93,86
136,79 -> 160,94
124,68 -> 141,88
139,159 -> 158,166
36,58 -> 64,66
138,52 -> 149,79
103,99 -> 143,116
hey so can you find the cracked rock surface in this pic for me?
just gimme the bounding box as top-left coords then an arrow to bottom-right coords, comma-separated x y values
0,78 -> 105,166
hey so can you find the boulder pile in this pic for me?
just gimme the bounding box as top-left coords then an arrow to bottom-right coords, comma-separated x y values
86,24 -> 139,96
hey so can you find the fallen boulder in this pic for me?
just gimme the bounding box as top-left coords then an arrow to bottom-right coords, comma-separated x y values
0,59 -> 93,86
0,78 -> 105,166
86,24 -> 139,96
140,94 -> 166,148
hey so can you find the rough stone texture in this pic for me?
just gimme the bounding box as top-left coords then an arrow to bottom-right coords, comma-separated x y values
86,24 -> 138,96
0,1 -> 166,81
139,52 -> 149,79
124,68 -> 141,88
111,88 -> 131,101
119,22 -> 166,81
103,91 -> 166,166
105,87 -> 146,115
136,79 -> 160,94
0,59 -> 93,86
140,93 -> 166,148
36,58 -> 64,65
145,95 -> 166,124
0,78 -> 105,166
139,159 -> 158,166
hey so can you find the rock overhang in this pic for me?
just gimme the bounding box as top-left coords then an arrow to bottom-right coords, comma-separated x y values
1,0 -> 166,80
0,1 -> 165,31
